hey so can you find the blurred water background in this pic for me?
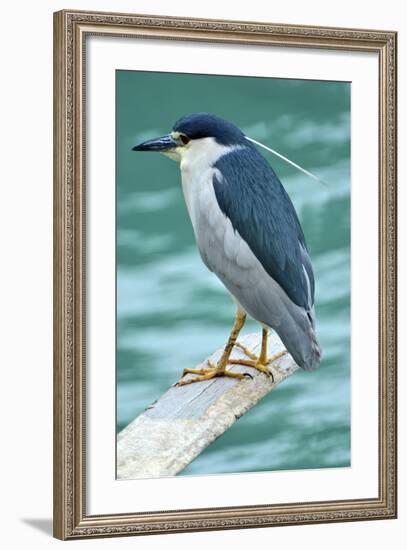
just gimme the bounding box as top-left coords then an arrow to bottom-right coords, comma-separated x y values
116,70 -> 350,475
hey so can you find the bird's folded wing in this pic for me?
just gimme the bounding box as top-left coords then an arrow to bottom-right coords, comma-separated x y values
212,146 -> 315,311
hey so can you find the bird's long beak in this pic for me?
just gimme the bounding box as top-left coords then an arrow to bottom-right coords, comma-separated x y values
132,134 -> 177,152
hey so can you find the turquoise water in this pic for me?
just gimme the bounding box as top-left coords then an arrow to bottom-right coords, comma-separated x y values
116,71 -> 351,475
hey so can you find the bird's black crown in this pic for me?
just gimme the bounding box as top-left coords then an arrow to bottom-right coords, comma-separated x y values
173,113 -> 246,146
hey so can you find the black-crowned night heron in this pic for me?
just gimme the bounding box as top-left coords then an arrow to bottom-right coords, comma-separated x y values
133,113 -> 322,385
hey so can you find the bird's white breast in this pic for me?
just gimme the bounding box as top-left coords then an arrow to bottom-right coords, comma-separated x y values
178,138 -> 259,290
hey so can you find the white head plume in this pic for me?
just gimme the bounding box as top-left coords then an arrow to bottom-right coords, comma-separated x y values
245,136 -> 326,186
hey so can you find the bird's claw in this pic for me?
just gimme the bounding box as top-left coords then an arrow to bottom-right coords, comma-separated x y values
177,361 -> 251,386
228,358 -> 275,381
176,350 -> 286,386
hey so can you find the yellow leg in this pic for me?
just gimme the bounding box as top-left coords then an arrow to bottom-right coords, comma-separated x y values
259,327 -> 269,364
234,328 -> 270,361
231,328 -> 287,381
178,309 -> 248,386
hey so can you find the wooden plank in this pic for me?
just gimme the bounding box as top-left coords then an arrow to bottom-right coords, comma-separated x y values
117,332 -> 298,480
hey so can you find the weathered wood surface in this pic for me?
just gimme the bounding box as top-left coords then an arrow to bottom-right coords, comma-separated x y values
117,332 -> 298,480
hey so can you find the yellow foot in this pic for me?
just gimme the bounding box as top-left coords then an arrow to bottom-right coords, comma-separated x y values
234,341 -> 258,360
229,350 -> 287,382
177,361 -> 251,386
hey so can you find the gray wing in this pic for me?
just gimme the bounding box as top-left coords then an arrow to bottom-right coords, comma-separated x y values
213,145 -> 314,311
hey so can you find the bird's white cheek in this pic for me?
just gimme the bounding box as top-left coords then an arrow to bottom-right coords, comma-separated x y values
161,148 -> 182,162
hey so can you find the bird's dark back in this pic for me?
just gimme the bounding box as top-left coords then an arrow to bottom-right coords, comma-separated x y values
213,144 -> 315,310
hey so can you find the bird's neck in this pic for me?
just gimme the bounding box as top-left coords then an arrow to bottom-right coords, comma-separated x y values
180,138 -> 243,178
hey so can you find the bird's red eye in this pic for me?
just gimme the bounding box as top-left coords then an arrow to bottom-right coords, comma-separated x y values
180,135 -> 190,145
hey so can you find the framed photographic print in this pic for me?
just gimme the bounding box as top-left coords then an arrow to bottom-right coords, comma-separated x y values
53,9 -> 397,540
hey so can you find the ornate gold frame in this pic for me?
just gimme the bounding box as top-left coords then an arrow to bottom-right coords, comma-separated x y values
53,9 -> 397,540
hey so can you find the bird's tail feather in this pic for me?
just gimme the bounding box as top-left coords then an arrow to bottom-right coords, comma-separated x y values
301,324 -> 322,371
274,310 -> 322,372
